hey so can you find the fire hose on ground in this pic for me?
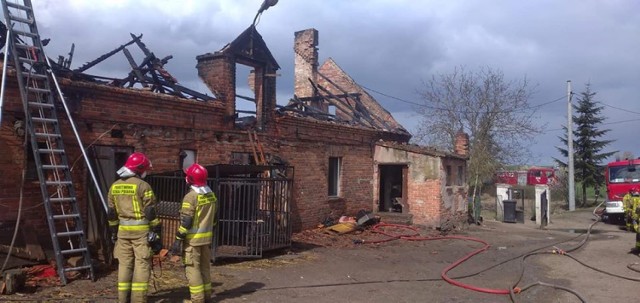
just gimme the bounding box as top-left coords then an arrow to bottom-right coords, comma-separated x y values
353,216 -> 640,303
4,205 -> 640,302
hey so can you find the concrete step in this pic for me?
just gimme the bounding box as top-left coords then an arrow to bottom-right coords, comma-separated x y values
375,212 -> 413,225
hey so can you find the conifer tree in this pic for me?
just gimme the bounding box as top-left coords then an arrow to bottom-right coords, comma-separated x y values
555,84 -> 616,207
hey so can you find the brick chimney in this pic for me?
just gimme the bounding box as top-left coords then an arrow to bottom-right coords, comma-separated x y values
294,29 -> 326,112
196,53 -> 236,127
454,131 -> 470,158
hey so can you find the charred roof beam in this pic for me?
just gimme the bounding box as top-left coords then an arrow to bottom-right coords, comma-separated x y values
122,47 -> 149,88
278,96 -> 343,121
140,75 -> 214,101
311,82 -> 374,127
316,71 -> 393,130
295,92 -> 361,101
74,34 -> 142,73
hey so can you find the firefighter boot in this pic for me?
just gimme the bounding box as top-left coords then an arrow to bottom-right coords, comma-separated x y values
204,292 -> 214,303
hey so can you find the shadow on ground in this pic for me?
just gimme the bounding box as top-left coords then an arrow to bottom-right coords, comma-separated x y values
150,281 -> 265,302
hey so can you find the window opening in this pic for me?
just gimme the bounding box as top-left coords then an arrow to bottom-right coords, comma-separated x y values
235,64 -> 258,129
328,157 -> 342,197
179,149 -> 196,170
456,165 -> 464,186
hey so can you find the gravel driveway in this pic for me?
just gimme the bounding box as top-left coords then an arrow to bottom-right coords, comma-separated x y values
2,207 -> 639,303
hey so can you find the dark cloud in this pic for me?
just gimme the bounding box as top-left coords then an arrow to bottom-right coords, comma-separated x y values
30,0 -> 640,164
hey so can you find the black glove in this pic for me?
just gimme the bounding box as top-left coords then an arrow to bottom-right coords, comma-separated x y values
109,226 -> 118,245
170,239 -> 183,256
147,231 -> 162,255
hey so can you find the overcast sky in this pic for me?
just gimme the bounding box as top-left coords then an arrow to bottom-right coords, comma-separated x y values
29,0 -> 640,166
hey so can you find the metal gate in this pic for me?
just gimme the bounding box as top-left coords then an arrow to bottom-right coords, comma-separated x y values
147,164 -> 293,259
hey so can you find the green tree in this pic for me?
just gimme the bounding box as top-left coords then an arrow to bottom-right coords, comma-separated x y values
555,84 -> 616,207
414,66 -> 542,191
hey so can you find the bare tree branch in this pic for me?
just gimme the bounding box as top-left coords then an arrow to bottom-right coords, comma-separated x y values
415,66 -> 543,184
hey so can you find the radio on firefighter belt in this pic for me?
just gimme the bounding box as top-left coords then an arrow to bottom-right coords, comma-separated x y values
147,229 -> 162,254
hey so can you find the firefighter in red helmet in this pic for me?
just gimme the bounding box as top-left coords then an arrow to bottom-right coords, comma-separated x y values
107,152 -> 161,303
171,163 -> 218,303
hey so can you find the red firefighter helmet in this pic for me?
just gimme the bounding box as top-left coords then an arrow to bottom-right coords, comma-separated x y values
631,186 -> 640,196
124,152 -> 152,174
185,163 -> 208,186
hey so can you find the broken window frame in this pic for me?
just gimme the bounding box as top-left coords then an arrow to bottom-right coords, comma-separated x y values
456,165 -> 465,186
445,165 -> 452,186
179,149 -> 196,171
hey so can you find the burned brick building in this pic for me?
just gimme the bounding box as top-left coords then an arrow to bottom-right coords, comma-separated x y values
0,21 -> 468,263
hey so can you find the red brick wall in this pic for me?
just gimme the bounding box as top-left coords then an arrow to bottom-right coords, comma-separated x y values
196,53 -> 235,127
0,125 -> 50,235
373,145 -> 468,228
1,71 -> 413,237
3,71 -> 449,243
273,116 -> 395,230
0,76 -> 249,242
407,178 -> 443,226
0,75 -> 53,236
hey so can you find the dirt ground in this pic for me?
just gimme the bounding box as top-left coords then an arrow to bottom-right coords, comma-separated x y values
1,205 -> 639,303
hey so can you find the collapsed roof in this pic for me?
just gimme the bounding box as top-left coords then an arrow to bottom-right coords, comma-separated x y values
0,21 -> 215,102
2,20 -> 409,136
278,58 -> 409,135
279,28 -> 410,136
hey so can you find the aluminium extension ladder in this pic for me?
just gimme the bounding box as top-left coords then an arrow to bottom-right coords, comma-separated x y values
1,0 -> 94,284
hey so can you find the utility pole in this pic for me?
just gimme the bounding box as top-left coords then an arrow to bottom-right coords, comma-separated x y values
567,80 -> 575,211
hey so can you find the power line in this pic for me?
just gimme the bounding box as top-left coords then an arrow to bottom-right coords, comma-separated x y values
358,83 -> 565,114
544,118 -> 640,133
598,102 -> 640,115
601,118 -> 640,126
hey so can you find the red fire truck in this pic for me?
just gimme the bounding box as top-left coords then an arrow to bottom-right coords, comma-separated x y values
603,158 -> 640,222
495,167 -> 556,186
526,167 -> 556,185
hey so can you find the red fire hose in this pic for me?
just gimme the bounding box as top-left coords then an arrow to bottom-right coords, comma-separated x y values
359,223 -> 514,295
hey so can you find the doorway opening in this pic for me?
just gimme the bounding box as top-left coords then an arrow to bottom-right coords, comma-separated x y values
378,164 -> 406,213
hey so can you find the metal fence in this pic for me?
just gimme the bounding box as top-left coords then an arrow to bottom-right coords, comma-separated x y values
147,170 -> 292,259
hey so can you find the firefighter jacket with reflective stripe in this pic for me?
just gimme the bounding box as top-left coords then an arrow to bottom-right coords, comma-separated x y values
108,176 -> 158,240
624,194 -> 634,214
179,189 -> 218,247
632,196 -> 640,220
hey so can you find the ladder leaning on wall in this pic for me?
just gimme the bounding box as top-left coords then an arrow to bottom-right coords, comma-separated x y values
247,129 -> 267,166
0,0 -> 106,285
